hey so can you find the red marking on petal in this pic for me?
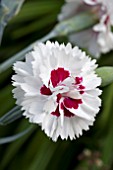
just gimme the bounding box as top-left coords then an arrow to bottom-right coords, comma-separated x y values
77,99 -> 83,104
51,106 -> 60,117
60,102 -> 64,110
64,107 -> 75,117
104,15 -> 110,25
79,85 -> 85,90
60,102 -> 74,117
80,91 -> 84,94
40,85 -> 52,95
51,102 -> 75,118
75,77 -> 83,84
57,94 -> 62,103
51,67 -> 70,87
64,98 -> 82,109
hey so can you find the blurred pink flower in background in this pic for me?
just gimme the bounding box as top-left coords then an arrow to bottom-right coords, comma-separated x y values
58,0 -> 113,58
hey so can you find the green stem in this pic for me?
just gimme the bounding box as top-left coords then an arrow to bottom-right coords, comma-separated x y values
0,106 -> 22,126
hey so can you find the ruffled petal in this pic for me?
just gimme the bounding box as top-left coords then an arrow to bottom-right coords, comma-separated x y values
12,41 -> 102,142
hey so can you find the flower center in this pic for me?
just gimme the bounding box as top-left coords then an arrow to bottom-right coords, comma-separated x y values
40,67 -> 85,118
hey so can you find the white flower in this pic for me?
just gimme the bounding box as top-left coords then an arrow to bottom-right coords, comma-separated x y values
12,41 -> 102,142
84,0 -> 113,54
84,0 -> 113,25
58,0 -> 84,21
58,0 -> 113,58
94,15 -> 113,53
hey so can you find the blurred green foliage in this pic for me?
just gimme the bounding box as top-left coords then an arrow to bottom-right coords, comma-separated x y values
0,0 -> 113,170
0,0 -> 25,44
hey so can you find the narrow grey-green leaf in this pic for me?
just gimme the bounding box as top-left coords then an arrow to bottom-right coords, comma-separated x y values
1,121 -> 36,168
0,106 -> 22,126
0,125 -> 33,144
53,12 -> 98,36
0,0 -> 25,44
96,67 -> 113,87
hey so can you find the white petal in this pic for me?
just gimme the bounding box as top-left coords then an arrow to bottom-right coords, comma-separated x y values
69,29 -> 101,58
84,0 -> 98,5
13,53 -> 33,76
29,101 -> 45,115
82,92 -> 101,108
43,98 -> 58,113
12,86 -> 25,105
31,113 -> 46,124
58,0 -> 82,21
82,74 -> 101,90
72,116 -> 93,137
20,83 -> 39,96
65,90 -> 82,99
59,98 -> 65,127
86,88 -> 102,97
97,31 -> 113,53
66,107 -> 92,120
12,75 -> 25,85
42,114 -> 58,137
60,118 -> 75,140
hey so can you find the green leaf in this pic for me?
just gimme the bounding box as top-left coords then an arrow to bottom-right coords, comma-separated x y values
28,138 -> 58,170
53,11 -> 98,36
12,13 -> 57,39
0,0 -> 25,43
1,121 -> 36,169
0,106 -> 22,126
0,85 -> 15,116
95,84 -> 113,134
0,125 -> 33,144
10,1 -> 62,24
96,67 -> 113,87
101,103 -> 113,166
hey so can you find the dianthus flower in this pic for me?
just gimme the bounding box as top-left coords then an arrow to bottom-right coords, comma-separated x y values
58,0 -> 113,58
12,41 -> 101,141
84,0 -> 113,54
